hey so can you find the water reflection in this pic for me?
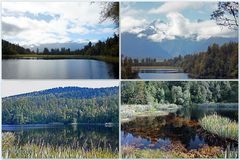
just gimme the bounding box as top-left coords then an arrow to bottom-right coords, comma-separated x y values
3,124 -> 119,151
122,105 -> 238,150
2,59 -> 117,79
139,72 -> 189,79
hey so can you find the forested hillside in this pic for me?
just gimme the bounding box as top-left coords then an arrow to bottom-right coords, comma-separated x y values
2,34 -> 119,57
2,87 -> 119,125
178,42 -> 238,79
121,81 -> 238,105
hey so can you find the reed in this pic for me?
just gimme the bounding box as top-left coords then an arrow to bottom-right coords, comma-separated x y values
200,114 -> 238,141
2,132 -> 118,158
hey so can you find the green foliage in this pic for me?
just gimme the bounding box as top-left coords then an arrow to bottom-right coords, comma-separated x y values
179,42 -> 238,79
2,87 -> 119,125
200,114 -> 238,141
2,40 -> 33,55
121,81 -> 238,105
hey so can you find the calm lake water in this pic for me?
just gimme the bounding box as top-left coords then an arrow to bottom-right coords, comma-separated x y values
2,124 -> 119,151
138,69 -> 189,79
2,59 -> 117,79
122,104 -> 238,150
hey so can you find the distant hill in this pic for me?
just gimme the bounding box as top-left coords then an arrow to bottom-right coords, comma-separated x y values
122,32 -> 238,59
4,86 -> 118,99
2,87 -> 119,125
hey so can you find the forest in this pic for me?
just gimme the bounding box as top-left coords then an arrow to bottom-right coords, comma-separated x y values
122,42 -> 238,79
2,34 -> 118,57
121,81 -> 238,106
2,87 -> 119,125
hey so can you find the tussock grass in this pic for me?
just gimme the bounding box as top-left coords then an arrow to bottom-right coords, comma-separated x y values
2,132 -> 118,158
200,114 -> 238,141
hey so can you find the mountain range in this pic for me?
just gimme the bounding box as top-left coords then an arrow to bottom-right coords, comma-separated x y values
24,42 -> 88,52
122,20 -> 238,59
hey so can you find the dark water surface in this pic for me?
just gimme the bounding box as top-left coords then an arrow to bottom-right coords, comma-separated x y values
121,105 -> 238,150
3,124 -> 119,151
2,59 -> 117,79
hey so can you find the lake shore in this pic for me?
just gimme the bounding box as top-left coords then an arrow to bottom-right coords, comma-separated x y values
2,54 -> 119,64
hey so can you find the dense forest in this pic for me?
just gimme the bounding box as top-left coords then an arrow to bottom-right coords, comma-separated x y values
121,81 -> 238,106
2,34 -> 119,57
122,42 -> 238,79
2,87 -> 119,125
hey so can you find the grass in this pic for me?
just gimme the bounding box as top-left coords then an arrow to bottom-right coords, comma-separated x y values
2,132 -> 118,158
3,54 -> 119,64
200,114 -> 238,141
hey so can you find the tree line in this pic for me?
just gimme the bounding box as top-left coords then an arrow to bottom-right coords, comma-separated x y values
2,87 -> 119,125
2,34 -> 119,57
121,42 -> 238,79
121,81 -> 238,106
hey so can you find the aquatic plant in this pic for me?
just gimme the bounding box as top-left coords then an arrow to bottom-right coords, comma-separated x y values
121,144 -> 224,158
2,132 -> 118,158
200,114 -> 238,141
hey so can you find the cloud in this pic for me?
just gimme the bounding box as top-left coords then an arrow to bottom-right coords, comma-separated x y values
121,16 -> 148,34
2,21 -> 26,36
2,2 -> 116,46
146,12 -> 237,42
148,2 -> 205,14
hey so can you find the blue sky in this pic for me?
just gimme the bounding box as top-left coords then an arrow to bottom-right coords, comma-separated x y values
123,2 -> 215,22
121,2 -> 238,42
2,80 -> 119,97
2,2 -> 117,47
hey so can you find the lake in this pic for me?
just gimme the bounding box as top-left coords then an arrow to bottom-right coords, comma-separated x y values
2,124 -> 119,152
137,69 -> 189,79
2,59 -> 117,79
121,104 -> 238,150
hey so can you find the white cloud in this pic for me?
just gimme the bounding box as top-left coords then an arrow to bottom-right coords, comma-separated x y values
148,2 -> 205,14
2,2 -> 116,46
121,16 -> 148,34
146,12 -> 237,42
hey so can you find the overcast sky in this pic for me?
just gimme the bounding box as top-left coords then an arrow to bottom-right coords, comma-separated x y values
2,80 -> 119,97
121,2 -> 238,42
2,2 -> 117,47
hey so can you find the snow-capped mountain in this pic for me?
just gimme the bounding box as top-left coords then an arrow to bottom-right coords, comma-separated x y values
121,20 -> 238,59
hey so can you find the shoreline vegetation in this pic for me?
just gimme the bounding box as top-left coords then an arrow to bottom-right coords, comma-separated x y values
2,33 -> 119,64
2,122 -> 119,127
122,42 -> 238,79
2,132 -> 118,159
121,145 -> 226,158
2,54 -> 119,64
